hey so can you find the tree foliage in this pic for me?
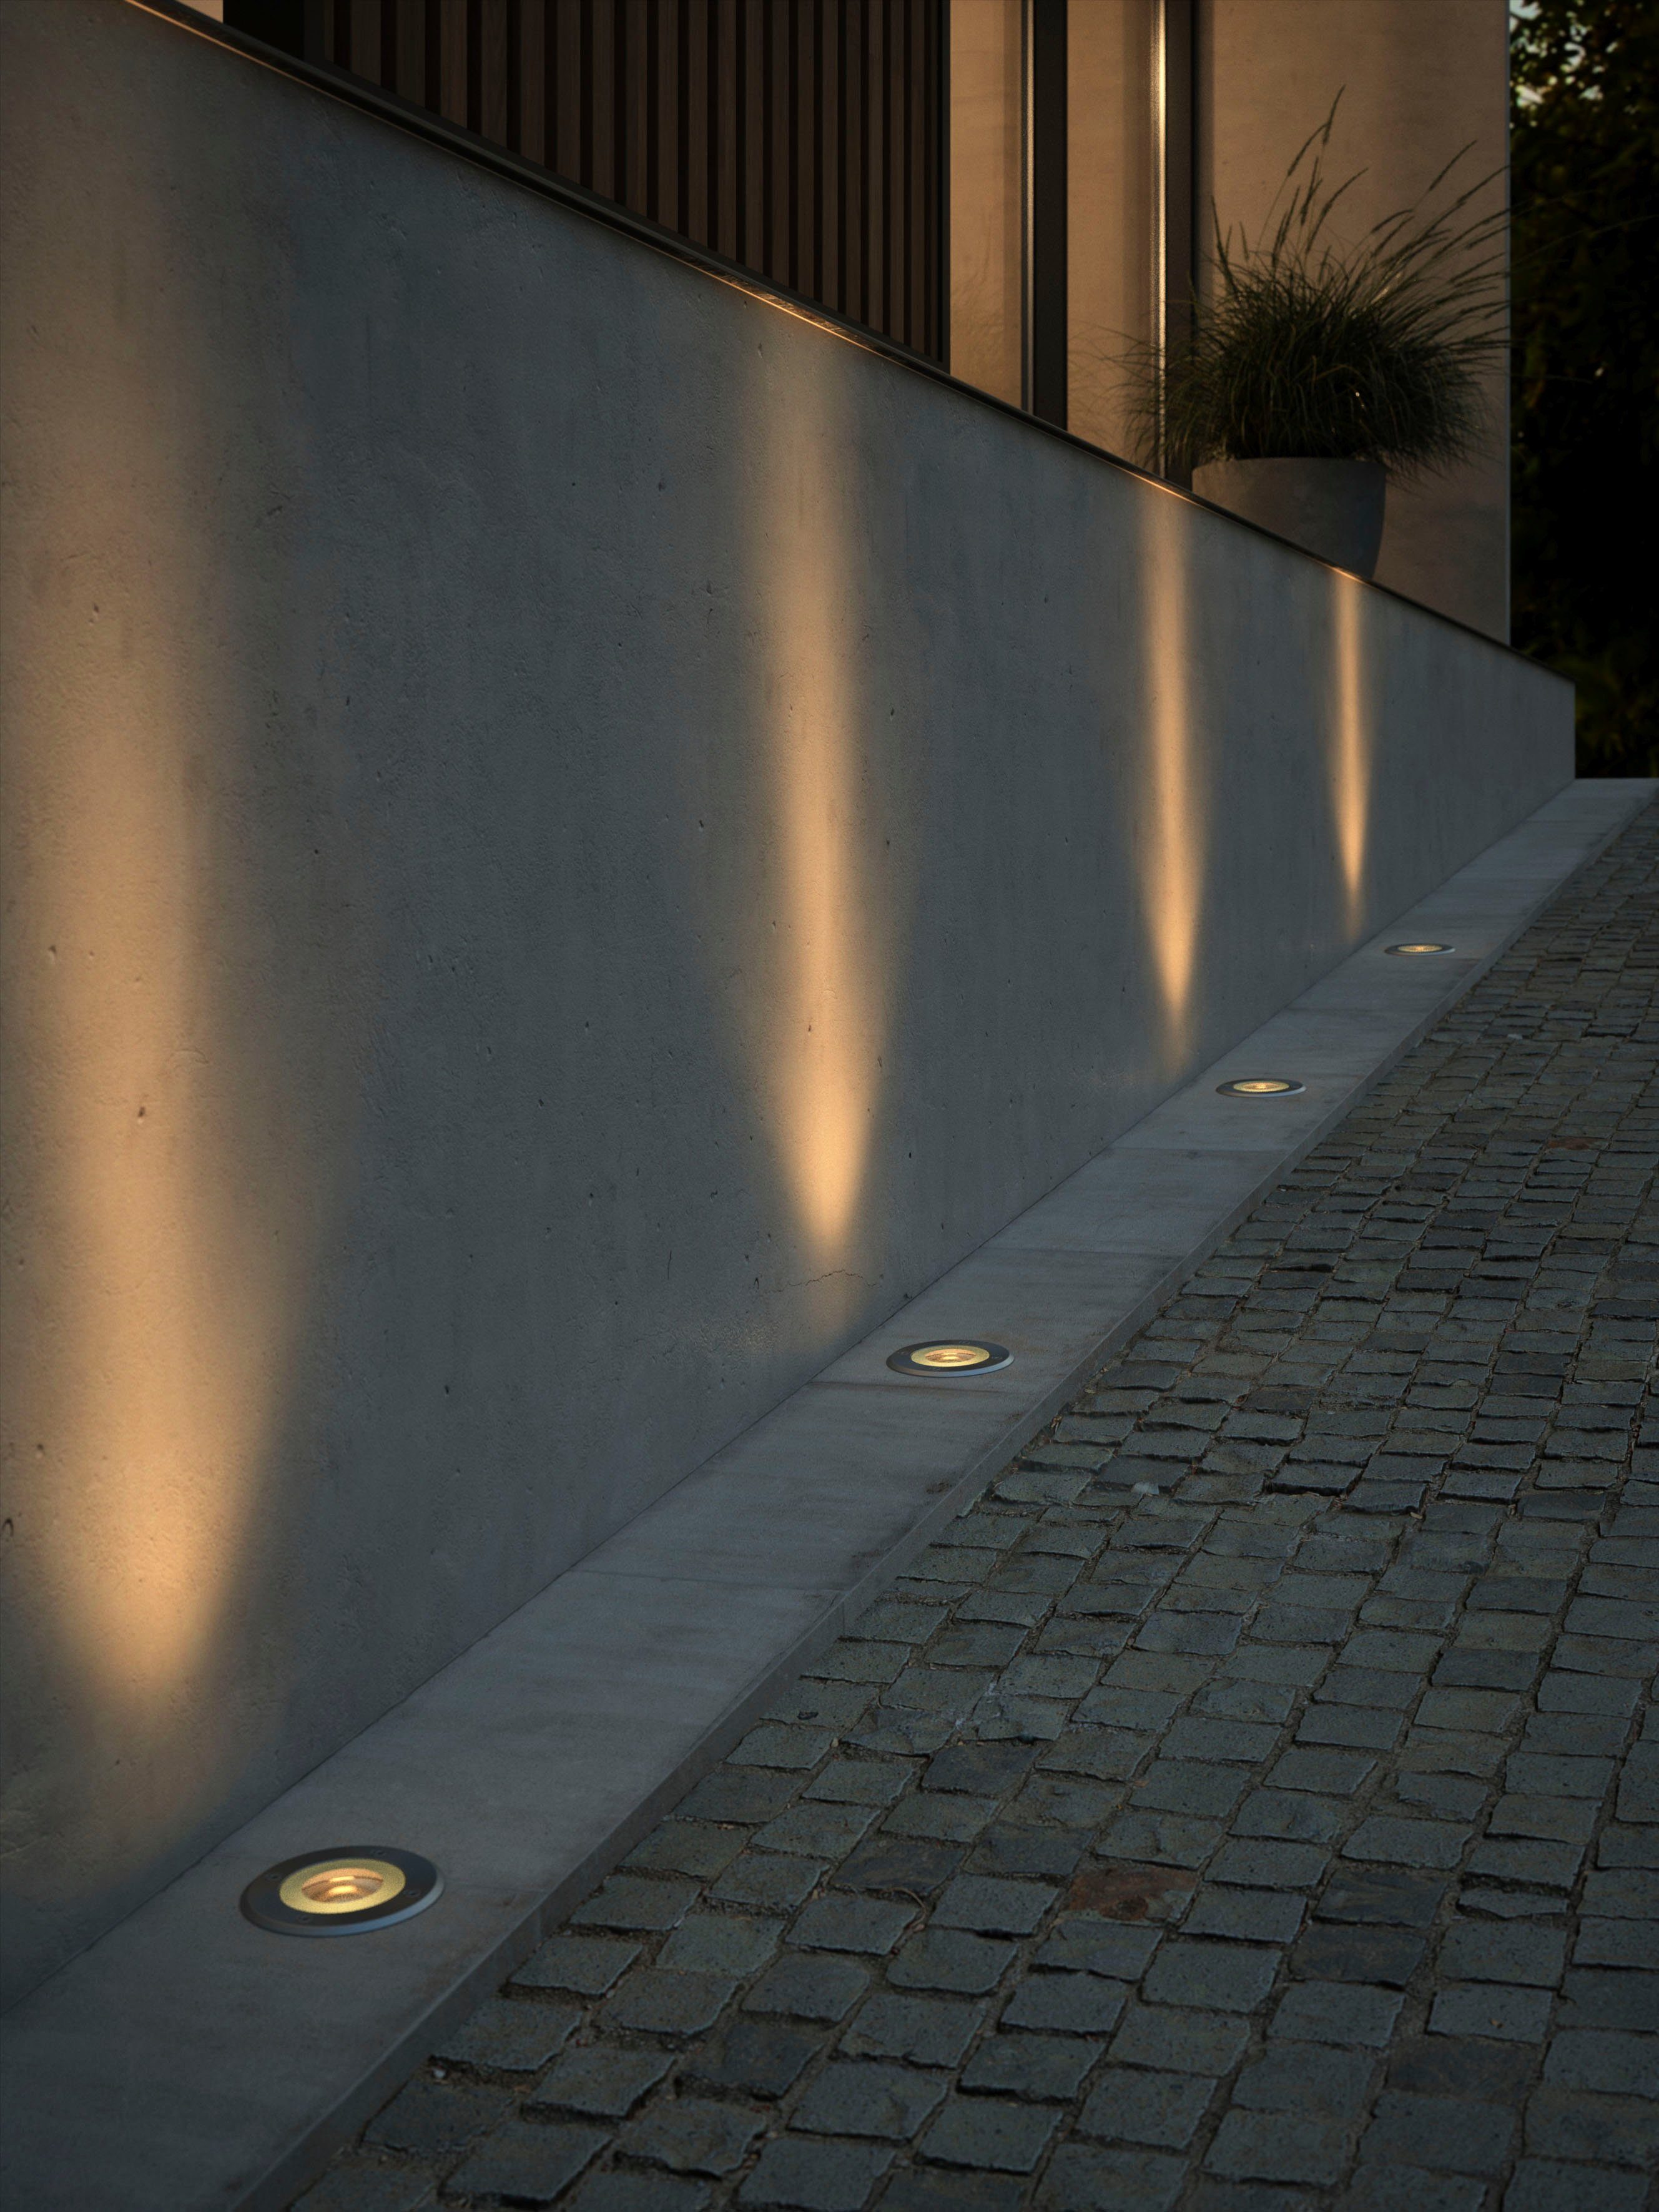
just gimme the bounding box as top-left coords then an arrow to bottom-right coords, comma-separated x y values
1511,1 -> 1659,774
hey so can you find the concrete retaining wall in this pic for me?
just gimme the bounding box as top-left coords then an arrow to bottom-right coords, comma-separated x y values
0,0 -> 1573,2005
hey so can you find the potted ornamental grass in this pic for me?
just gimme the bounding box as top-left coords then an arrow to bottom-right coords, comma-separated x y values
1135,103 -> 1507,576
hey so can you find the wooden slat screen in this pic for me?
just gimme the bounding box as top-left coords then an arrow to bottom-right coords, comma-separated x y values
307,0 -> 946,360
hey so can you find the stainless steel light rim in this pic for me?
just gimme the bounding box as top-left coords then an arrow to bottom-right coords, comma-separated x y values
239,1845 -> 443,1936
1384,940 -> 1457,956
1215,1077 -> 1307,1098
886,1340 -> 1014,1377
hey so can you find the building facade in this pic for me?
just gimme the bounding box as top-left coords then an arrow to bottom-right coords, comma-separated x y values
193,0 -> 1511,634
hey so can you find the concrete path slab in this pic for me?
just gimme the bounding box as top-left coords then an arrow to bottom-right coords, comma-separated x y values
2,779 -> 1652,2212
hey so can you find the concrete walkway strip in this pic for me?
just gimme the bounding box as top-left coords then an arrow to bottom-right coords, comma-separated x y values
2,778 -> 1652,2212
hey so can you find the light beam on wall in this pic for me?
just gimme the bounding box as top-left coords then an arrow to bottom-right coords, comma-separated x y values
16,664 -> 305,1732
746,352 -> 892,1292
1330,572 -> 1372,935
1,153 -> 339,1918
1138,490 -> 1206,1063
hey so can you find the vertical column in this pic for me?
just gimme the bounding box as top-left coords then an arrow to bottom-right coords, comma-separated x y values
1151,0 -> 1194,476
1066,0 -> 1149,459
1024,0 -> 1066,423
947,0 -> 1023,405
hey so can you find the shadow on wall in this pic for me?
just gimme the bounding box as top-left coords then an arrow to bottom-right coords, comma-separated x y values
0,88 -> 355,2002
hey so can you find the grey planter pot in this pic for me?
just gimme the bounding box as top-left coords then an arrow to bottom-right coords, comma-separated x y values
1191,458 -> 1386,579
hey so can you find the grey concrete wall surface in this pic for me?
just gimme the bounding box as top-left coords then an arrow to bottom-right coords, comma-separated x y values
0,0 -> 1572,2008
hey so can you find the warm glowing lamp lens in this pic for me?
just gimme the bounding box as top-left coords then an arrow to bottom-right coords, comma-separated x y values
887,1340 -> 1012,1377
304,1869 -> 384,1904
1386,942 -> 1452,956
244,1845 -> 441,1934
278,1857 -> 407,1915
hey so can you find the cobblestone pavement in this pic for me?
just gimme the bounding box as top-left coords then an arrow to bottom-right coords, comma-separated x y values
304,805 -> 1658,2212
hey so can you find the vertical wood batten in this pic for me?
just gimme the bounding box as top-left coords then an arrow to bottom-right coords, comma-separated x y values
827,0 -> 845,312
294,0 -> 943,357
465,0 -> 481,135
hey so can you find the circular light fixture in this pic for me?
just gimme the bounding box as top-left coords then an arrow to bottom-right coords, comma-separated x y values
240,1846 -> 442,1936
1386,941 -> 1455,956
887,1340 -> 1013,1377
1216,1078 -> 1306,1098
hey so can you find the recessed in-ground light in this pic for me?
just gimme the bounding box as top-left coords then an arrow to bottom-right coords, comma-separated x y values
887,1341 -> 1013,1376
1216,1078 -> 1306,1098
240,1847 -> 443,1936
1386,941 -> 1455,955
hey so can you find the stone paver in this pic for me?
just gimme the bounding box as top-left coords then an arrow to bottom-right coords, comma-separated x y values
302,805 -> 1657,2209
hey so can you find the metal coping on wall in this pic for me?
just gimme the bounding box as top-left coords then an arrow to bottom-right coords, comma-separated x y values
122,0 -> 1557,671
